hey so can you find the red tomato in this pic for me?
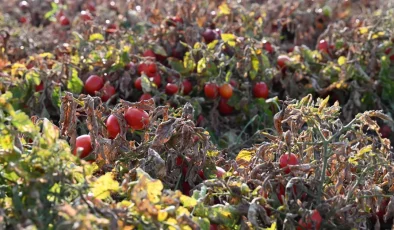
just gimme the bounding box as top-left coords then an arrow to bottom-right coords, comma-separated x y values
150,73 -> 161,87
182,182 -> 191,195
216,166 -> 226,179
80,10 -> 93,21
165,83 -> 179,95
73,135 -> 93,158
106,115 -> 120,139
106,23 -> 117,33
143,49 -> 156,59
101,84 -> 116,102
59,16 -> 70,26
380,125 -> 392,138
85,75 -> 104,95
277,55 -> 291,69
376,198 -> 390,220
318,39 -> 329,53
204,83 -> 219,99
181,79 -> 193,95
175,156 -> 184,166
202,29 -> 217,44
19,16 -> 28,24
134,77 -> 142,90
230,79 -> 238,88
385,48 -> 394,61
263,40 -> 274,54
218,98 -> 234,115
210,224 -> 218,230
139,93 -> 152,101
85,2 -> 96,12
253,82 -> 269,99
35,82 -> 44,92
279,153 -> 299,174
219,83 -> 233,99
138,62 -> 157,77
198,170 -> 206,180
277,183 -> 286,204
297,210 -> 322,230
124,108 -> 149,130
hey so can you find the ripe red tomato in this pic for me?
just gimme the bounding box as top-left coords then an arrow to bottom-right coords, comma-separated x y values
202,29 -> 217,44
134,77 -> 142,90
318,39 -> 329,53
219,83 -> 233,99
277,55 -> 291,69
35,82 -> 44,92
230,79 -> 238,88
376,198 -> 390,220
210,224 -> 218,230
297,210 -> 322,230
138,62 -> 157,77
101,84 -> 116,102
85,75 -> 104,95
150,73 -> 161,87
124,108 -> 150,130
106,23 -> 117,33
277,183 -> 286,204
175,156 -> 184,166
218,98 -> 234,115
279,153 -> 299,174
19,16 -> 27,24
263,40 -> 274,54
165,83 -> 179,95
198,170 -> 206,180
204,83 -> 219,99
85,2 -> 96,12
181,79 -> 193,95
73,135 -> 93,158
143,49 -> 156,59
106,115 -> 120,139
216,166 -> 226,179
182,182 -> 191,195
384,48 -> 394,61
253,82 -> 269,99
80,10 -> 92,21
380,125 -> 391,138
59,16 -> 70,26
139,93 -> 152,101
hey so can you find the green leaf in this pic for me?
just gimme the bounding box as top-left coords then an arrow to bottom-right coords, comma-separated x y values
0,132 -> 13,151
51,86 -> 61,108
169,59 -> 187,75
192,217 -> 210,230
25,71 -> 41,86
11,111 -> 36,133
89,33 -> 105,42
141,74 -> 151,92
67,68 -> 83,94
44,2 -> 59,19
152,45 -> 167,57
42,118 -> 59,146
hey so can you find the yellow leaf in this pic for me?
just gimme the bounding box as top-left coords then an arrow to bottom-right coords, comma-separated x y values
218,2 -> 231,15
358,27 -> 368,35
158,210 -> 168,221
180,195 -> 197,208
91,172 -> 119,200
338,56 -> 347,66
145,177 -> 164,203
167,218 -> 178,230
318,96 -> 330,113
207,150 -> 219,157
263,221 -> 277,230
176,206 -> 190,216
236,150 -> 254,166
11,63 -> 26,77
221,33 -> 236,42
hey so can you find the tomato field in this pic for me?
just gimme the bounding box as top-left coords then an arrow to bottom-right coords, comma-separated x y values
0,0 -> 394,229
